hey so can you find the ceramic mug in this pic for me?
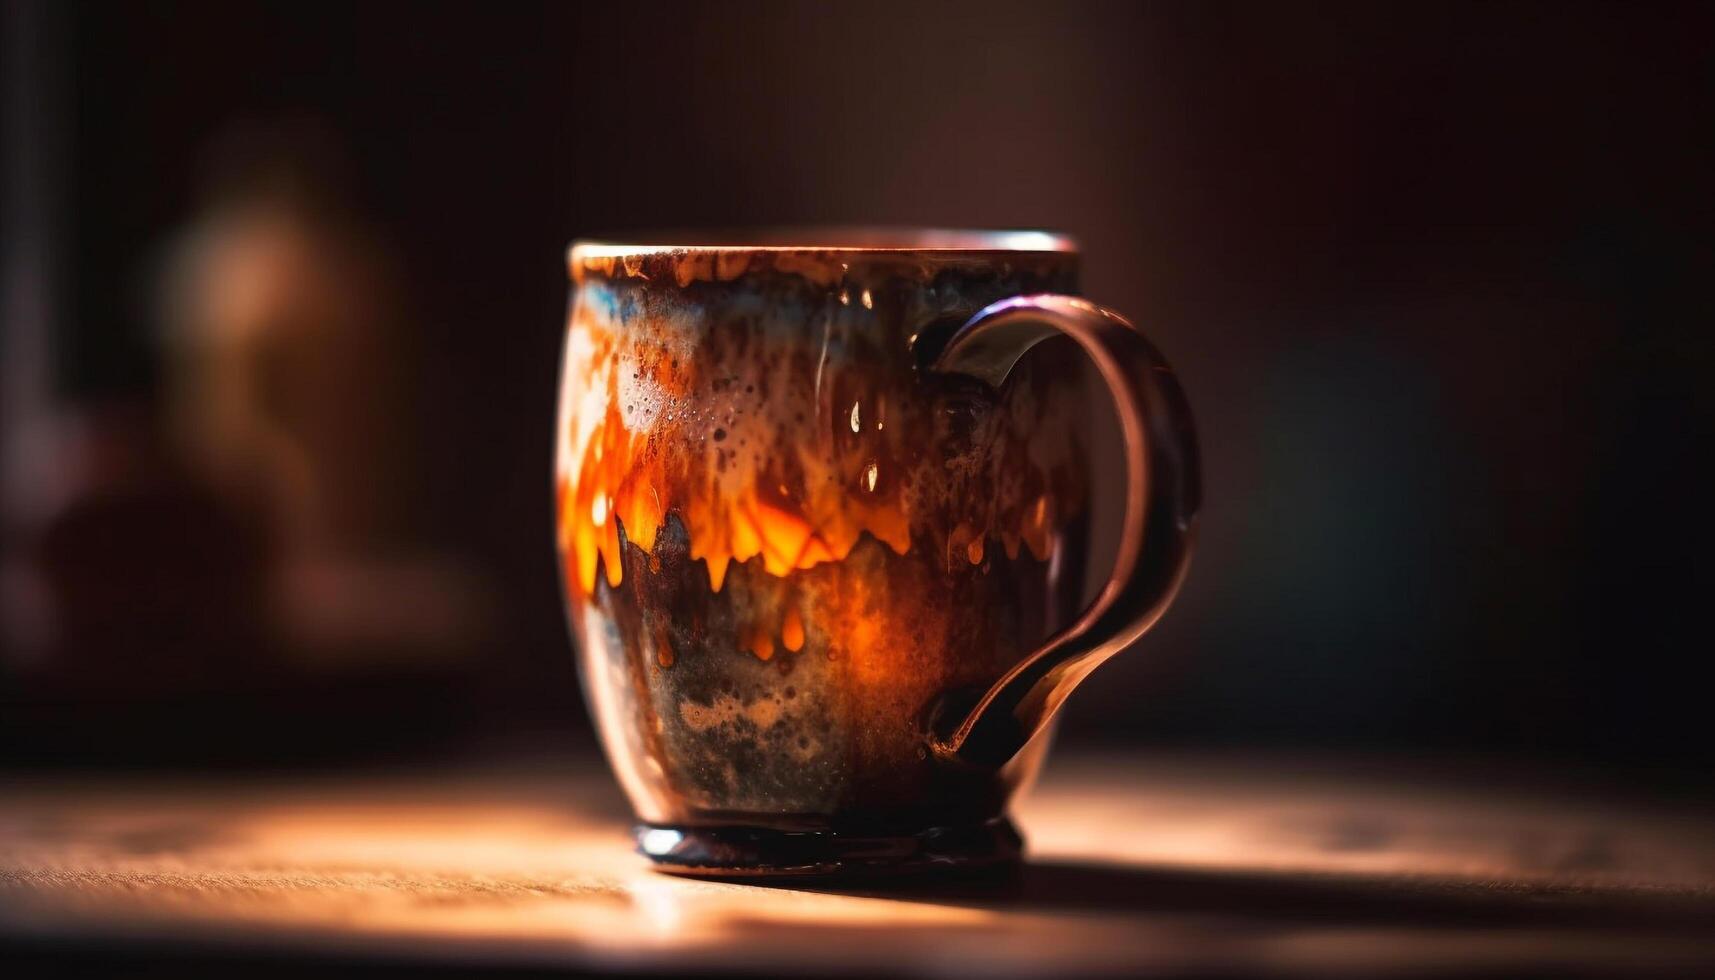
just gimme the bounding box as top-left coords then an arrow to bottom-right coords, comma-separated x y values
555,230 -> 1198,875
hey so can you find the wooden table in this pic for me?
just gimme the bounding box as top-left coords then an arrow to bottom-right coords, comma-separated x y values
3,751 -> 1713,977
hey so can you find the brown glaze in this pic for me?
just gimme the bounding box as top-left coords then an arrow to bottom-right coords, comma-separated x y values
556,237 -> 1091,837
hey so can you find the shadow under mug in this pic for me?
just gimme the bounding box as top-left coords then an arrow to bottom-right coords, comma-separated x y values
555,229 -> 1198,875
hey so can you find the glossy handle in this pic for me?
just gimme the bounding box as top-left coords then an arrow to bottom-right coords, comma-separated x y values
926,294 -> 1201,769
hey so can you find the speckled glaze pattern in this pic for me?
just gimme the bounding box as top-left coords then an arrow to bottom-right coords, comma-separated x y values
555,240 -> 1093,841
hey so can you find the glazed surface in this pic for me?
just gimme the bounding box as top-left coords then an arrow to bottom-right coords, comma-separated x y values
556,247 -> 1091,831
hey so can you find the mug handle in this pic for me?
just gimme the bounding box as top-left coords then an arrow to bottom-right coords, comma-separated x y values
926,294 -> 1201,769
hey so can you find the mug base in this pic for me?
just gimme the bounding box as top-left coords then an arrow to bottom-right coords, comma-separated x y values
634,817 -> 1023,878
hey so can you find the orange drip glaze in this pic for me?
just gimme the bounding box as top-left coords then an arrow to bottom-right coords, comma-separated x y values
555,278 -> 1086,667
742,624 -> 775,662
556,246 -> 1093,825
781,606 -> 806,653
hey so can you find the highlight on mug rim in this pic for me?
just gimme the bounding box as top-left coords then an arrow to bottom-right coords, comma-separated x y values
569,227 -> 1078,261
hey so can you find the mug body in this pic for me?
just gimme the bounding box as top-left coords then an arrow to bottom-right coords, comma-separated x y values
556,230 -> 1091,872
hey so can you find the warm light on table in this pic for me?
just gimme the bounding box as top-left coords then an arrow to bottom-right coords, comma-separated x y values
3,751 -> 1713,977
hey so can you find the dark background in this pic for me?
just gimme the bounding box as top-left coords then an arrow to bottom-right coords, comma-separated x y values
4,1 -> 1710,781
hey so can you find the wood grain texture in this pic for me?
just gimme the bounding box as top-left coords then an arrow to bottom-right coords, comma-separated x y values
3,752 -> 1713,977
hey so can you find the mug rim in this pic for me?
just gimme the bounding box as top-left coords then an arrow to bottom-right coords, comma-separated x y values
570,227 -> 1077,260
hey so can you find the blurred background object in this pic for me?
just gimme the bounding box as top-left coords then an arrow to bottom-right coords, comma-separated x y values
2,0 -> 1710,783
157,122 -> 486,663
